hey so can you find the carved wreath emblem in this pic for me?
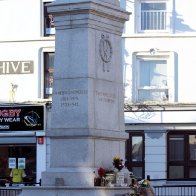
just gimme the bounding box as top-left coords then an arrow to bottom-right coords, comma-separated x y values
99,34 -> 112,63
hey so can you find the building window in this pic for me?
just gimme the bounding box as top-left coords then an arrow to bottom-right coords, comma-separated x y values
137,1 -> 172,33
126,132 -> 145,179
44,52 -> 54,99
138,59 -> 168,102
44,2 -> 55,36
168,132 -> 196,179
133,51 -> 174,103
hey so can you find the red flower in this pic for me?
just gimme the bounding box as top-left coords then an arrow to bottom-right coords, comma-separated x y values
98,167 -> 105,177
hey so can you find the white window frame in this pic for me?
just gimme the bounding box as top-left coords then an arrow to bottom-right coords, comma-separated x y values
42,0 -> 55,36
40,48 -> 55,100
135,0 -> 173,33
133,51 -> 175,103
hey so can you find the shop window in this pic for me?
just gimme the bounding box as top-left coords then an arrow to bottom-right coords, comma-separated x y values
168,131 -> 196,179
133,51 -> 174,103
136,0 -> 172,33
126,132 -> 145,179
0,145 -> 36,184
44,2 -> 55,36
44,52 -> 54,99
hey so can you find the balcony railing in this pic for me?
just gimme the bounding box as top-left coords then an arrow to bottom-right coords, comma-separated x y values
141,10 -> 167,30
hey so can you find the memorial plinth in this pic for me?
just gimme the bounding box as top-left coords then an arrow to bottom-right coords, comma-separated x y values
20,0 -> 131,195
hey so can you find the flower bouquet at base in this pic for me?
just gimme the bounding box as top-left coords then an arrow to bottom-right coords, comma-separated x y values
112,156 -> 124,171
94,167 -> 106,186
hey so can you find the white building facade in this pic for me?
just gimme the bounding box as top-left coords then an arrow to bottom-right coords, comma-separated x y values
121,0 -> 196,184
0,0 -> 55,184
1,0 -> 196,186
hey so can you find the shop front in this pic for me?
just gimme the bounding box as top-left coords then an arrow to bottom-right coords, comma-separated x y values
124,107 -> 196,183
0,104 -> 45,186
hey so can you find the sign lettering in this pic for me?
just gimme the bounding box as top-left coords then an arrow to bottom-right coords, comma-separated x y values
0,109 -> 21,117
0,61 -> 34,74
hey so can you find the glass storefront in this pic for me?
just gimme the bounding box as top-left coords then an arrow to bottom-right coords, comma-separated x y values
0,105 -> 44,186
0,143 -> 36,184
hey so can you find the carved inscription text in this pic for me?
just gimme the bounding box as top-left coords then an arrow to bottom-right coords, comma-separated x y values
54,89 -> 88,107
96,91 -> 116,104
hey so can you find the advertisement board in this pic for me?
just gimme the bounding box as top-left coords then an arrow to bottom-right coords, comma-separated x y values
0,105 -> 44,131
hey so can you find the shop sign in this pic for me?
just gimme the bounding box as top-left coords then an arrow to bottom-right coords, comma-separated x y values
0,105 -> 44,131
37,136 -> 44,144
0,61 -> 34,74
125,110 -> 196,124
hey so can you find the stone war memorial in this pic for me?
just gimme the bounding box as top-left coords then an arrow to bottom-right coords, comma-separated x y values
20,0 -> 131,195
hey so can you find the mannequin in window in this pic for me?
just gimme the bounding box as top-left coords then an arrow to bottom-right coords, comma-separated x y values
10,167 -> 26,183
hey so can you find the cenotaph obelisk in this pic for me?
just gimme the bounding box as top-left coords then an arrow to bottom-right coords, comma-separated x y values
20,0 -> 131,195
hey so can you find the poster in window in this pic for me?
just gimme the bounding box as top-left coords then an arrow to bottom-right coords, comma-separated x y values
18,158 -> 26,169
9,158 -> 16,169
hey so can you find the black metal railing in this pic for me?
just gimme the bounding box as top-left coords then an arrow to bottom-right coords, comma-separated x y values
153,184 -> 196,196
147,176 -> 196,196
